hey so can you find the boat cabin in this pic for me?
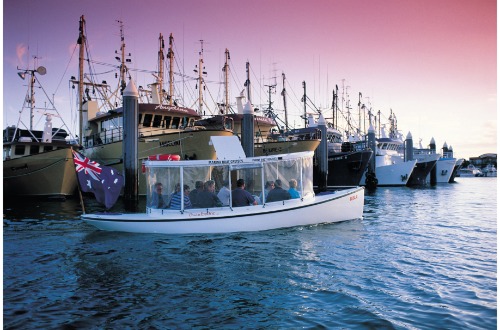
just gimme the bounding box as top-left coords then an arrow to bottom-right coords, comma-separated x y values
3,126 -> 71,160
144,137 -> 315,213
83,103 -> 215,148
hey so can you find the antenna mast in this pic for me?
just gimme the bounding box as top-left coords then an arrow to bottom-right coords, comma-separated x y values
77,15 -> 86,145
281,72 -> 288,130
168,33 -> 174,105
157,33 -> 165,102
223,48 -> 230,113
302,81 -> 307,127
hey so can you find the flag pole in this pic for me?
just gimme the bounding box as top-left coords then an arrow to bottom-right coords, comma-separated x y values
72,147 -> 86,214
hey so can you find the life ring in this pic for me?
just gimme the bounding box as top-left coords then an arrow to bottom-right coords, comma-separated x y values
142,154 -> 180,172
148,154 -> 181,161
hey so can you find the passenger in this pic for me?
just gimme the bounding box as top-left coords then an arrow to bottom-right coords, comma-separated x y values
288,179 -> 301,199
149,182 -> 168,208
197,180 -> 223,208
266,179 -> 291,202
189,181 -> 204,208
232,178 -> 258,207
259,180 -> 275,203
169,184 -> 192,210
217,179 -> 231,206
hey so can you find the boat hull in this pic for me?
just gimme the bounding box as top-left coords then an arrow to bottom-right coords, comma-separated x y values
254,140 -> 320,156
407,160 -> 437,186
3,148 -> 77,197
432,158 -> 456,183
83,129 -> 234,194
370,160 -> 417,186
82,187 -> 365,234
315,150 -> 373,187
449,158 -> 464,182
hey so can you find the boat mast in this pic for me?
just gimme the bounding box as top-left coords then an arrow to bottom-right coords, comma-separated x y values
223,48 -> 230,114
117,20 -> 128,93
157,33 -> 165,102
281,72 -> 288,130
358,92 -> 362,137
77,15 -> 86,145
245,61 -> 251,104
168,33 -> 174,106
196,40 -> 206,114
302,81 -> 307,127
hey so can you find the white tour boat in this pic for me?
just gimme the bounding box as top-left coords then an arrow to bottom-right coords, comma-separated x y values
82,136 -> 365,234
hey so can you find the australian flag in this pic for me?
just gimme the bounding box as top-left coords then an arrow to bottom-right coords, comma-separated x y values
72,149 -> 124,209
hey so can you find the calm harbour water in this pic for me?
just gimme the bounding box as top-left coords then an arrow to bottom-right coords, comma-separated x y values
3,177 -> 497,329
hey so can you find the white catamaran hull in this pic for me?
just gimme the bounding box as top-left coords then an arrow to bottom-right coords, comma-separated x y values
83,187 -> 364,234
433,158 -> 456,183
373,160 -> 417,186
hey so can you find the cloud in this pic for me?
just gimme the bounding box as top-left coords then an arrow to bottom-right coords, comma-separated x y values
16,43 -> 27,66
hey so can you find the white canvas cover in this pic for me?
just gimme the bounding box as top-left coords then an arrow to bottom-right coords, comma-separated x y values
210,136 -> 246,160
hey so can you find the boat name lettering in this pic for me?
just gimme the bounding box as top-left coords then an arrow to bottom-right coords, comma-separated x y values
262,148 -> 282,154
188,210 -> 218,217
154,104 -> 190,113
350,195 -> 358,201
160,140 -> 181,147
209,159 -> 244,164
11,164 -> 29,171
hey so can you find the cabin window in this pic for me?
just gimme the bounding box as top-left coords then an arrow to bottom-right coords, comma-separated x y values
142,114 -> 153,127
152,115 -> 162,128
30,145 -> 39,154
138,114 -> 143,124
14,145 -> 25,156
163,116 -> 172,128
171,117 -> 180,129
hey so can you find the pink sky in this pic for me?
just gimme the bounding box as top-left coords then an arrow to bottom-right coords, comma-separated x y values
3,0 -> 497,159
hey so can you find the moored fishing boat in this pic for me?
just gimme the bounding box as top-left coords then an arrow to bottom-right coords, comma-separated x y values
431,142 -> 456,183
74,17 -> 234,195
3,65 -> 78,197
82,136 -> 365,234
409,138 -> 440,186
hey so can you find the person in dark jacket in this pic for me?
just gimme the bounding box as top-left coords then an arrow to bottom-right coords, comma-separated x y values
266,179 -> 291,202
197,180 -> 223,208
189,181 -> 204,208
232,179 -> 257,207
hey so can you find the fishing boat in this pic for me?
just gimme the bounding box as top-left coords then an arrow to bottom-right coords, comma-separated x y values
74,17 -> 233,194
430,142 -> 456,183
449,157 -> 464,182
197,60 -> 321,157
3,65 -> 78,197
82,136 -> 365,234
409,137 -> 440,186
361,116 -> 416,186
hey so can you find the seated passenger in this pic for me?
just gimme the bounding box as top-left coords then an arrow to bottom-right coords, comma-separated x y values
169,184 -> 192,210
266,179 -> 291,202
217,180 -> 231,206
149,182 -> 168,208
259,180 -> 275,203
288,179 -> 301,199
197,180 -> 223,208
189,181 -> 204,208
232,179 -> 257,207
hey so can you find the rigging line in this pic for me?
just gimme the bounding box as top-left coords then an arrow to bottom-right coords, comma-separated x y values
54,43 -> 78,95
229,59 -> 244,92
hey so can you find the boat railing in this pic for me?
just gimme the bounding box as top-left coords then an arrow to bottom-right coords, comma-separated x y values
84,127 -> 123,148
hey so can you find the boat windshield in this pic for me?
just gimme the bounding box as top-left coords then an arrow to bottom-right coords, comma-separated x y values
145,153 -> 314,211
